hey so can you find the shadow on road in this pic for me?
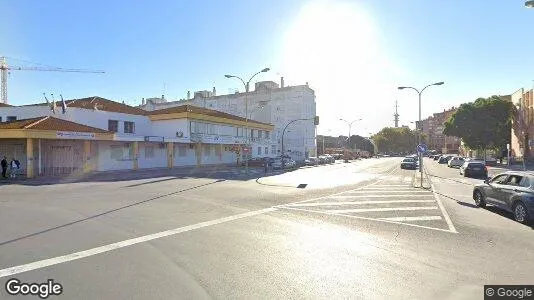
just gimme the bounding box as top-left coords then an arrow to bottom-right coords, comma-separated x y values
0,179 -> 225,247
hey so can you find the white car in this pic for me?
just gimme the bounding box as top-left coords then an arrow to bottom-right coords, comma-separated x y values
448,156 -> 465,168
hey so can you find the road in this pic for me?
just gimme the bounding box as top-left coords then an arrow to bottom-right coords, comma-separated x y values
0,158 -> 533,299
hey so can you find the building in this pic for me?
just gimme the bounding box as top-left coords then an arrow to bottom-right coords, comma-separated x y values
418,107 -> 461,154
0,97 -> 274,178
510,88 -> 534,160
139,78 -> 317,161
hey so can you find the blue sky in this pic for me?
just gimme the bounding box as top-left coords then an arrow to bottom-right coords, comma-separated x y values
3,0 -> 534,136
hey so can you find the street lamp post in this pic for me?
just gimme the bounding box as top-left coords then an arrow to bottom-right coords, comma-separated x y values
398,81 -> 444,187
339,118 -> 362,162
282,118 -> 315,169
225,68 -> 270,173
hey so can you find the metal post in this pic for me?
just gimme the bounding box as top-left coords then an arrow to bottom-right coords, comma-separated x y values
245,82 -> 249,174
418,92 -> 423,187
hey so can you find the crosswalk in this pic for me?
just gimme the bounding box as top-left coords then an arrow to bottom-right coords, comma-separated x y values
278,171 -> 456,233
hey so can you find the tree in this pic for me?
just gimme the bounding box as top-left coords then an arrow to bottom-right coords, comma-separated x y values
371,127 -> 419,154
348,135 -> 375,154
443,95 -> 513,156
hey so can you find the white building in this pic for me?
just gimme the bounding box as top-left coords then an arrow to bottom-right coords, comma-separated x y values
0,97 -> 274,178
139,79 -> 317,161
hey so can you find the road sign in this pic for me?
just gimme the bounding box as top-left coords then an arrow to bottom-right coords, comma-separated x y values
417,144 -> 428,153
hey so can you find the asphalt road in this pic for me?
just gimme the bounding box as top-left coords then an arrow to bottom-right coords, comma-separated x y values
0,158 -> 533,299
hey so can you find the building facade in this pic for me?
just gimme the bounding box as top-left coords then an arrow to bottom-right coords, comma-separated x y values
418,107 -> 461,154
510,88 -> 534,160
139,79 -> 317,161
0,97 -> 274,178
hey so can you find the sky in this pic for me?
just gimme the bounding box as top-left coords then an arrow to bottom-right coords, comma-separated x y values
2,0 -> 534,137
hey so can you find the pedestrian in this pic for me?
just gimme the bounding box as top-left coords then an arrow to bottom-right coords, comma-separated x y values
10,158 -> 20,178
1,156 -> 7,178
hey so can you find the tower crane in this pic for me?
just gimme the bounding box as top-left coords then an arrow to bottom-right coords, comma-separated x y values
0,56 -> 105,104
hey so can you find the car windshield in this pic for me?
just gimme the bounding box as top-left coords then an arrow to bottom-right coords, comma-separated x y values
403,158 -> 415,162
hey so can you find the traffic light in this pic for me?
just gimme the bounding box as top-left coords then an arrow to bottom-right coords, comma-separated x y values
314,116 -> 319,125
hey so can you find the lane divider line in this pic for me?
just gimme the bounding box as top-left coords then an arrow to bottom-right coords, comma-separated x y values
0,207 -> 277,278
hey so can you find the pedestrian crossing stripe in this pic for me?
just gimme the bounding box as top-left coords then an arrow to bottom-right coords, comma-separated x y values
286,200 -> 436,207
326,206 -> 439,214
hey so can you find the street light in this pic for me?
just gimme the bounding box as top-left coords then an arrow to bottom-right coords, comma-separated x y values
224,68 -> 270,173
398,81 -> 444,187
339,118 -> 362,162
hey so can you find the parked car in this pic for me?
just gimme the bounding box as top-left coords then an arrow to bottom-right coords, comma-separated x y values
433,155 -> 441,161
324,154 -> 335,163
318,156 -> 328,164
485,157 -> 498,166
438,156 -> 449,164
400,157 -> 417,169
240,157 -> 266,167
448,156 -> 465,168
460,161 -> 487,178
304,157 -> 318,166
472,171 -> 534,224
284,159 -> 297,169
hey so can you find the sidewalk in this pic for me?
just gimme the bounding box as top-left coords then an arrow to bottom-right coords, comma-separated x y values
0,164 -> 265,186
413,170 -> 432,189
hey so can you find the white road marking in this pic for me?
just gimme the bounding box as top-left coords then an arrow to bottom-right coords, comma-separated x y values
370,184 -> 411,187
326,206 -> 438,213
378,216 -> 442,222
0,207 -> 277,278
286,200 -> 436,207
348,190 -> 430,193
329,195 -> 434,199
424,165 -> 458,233
277,206 -> 456,233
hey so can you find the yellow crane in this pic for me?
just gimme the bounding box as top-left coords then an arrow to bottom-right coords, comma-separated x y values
0,56 -> 105,104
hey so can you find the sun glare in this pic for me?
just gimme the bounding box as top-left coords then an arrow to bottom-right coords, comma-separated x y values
279,0 -> 404,135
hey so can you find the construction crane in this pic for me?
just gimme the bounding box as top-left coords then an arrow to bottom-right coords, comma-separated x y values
0,56 -> 105,104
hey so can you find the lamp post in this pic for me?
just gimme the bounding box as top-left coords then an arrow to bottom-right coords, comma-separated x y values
225,68 -> 270,173
282,118 -> 315,169
398,81 -> 444,187
339,118 -> 362,162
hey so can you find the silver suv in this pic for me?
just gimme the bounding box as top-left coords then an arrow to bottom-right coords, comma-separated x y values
473,171 -> 534,224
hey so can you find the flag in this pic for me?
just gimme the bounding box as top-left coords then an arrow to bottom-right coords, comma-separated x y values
60,94 -> 67,114
50,94 -> 56,114
43,93 -> 51,109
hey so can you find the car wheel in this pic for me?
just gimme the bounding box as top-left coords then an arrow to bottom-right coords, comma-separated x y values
513,201 -> 530,224
473,190 -> 486,208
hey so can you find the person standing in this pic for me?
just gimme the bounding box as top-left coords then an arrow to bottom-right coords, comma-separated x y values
1,156 -> 7,178
10,158 -> 20,178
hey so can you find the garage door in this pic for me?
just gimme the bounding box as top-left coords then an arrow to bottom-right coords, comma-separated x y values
42,140 -> 84,175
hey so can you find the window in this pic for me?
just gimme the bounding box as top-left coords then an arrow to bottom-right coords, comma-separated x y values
520,176 -> 531,188
258,130 -> 263,139
215,145 -> 222,156
271,145 -> 276,154
505,175 -> 523,186
110,145 -> 124,160
258,147 -> 262,155
124,121 -> 135,134
265,131 -> 270,139
204,145 -> 212,156
108,120 -> 119,132
177,145 -> 187,157
145,146 -> 155,158
490,174 -> 508,184
6,116 -> 16,122
207,124 -> 217,135
265,147 -> 268,155
250,130 -> 255,139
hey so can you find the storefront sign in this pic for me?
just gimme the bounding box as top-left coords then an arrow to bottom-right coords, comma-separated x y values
56,131 -> 95,139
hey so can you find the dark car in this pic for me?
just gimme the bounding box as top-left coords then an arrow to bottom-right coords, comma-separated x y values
433,155 -> 441,161
473,172 -> 534,224
438,155 -> 450,164
400,157 -> 417,169
460,161 -> 487,178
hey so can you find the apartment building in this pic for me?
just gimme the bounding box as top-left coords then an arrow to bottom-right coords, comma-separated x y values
510,88 -> 534,159
139,79 -> 317,161
418,107 -> 461,154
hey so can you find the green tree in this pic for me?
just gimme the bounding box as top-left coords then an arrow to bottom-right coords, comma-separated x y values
371,127 -> 418,154
443,95 -> 513,156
